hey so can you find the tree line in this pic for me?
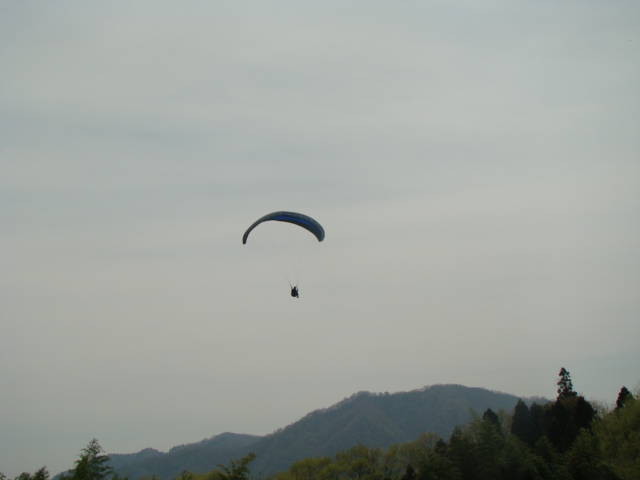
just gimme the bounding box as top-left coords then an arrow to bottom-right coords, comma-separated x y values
264,370 -> 637,480
4,369 -> 638,480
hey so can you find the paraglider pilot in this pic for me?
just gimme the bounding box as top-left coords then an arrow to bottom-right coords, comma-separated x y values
290,285 -> 299,298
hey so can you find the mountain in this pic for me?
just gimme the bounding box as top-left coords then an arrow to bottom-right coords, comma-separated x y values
108,384 -> 547,480
108,433 -> 261,480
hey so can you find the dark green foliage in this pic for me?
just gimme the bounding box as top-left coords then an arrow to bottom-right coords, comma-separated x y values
109,385 -> 531,480
594,395 -> 640,479
334,445 -> 385,480
41,375 -> 636,480
413,450 -> 460,480
216,454 -> 256,480
615,387 -> 633,411
108,434 -> 259,480
168,455 -> 256,480
259,372 -> 635,480
33,469 -> 50,480
287,457 -> 332,480
512,400 -> 536,446
557,368 -> 577,400
544,396 -> 596,452
5,468 -> 49,480
545,372 -> 596,453
528,403 -> 545,445
400,464 -> 415,480
565,430 -> 621,480
59,439 -> 114,480
467,414 -> 507,480
481,409 -> 499,428
444,428 -> 475,480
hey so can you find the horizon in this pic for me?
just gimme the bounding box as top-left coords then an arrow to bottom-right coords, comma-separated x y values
55,379 -> 628,463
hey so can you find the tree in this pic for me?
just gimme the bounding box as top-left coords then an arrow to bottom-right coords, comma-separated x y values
511,400 -> 534,446
567,429 -> 620,480
616,387 -> 633,410
473,418 -> 505,480
528,403 -> 545,445
216,453 -> 256,480
544,395 -> 596,453
593,394 -> 640,479
400,464 -> 415,480
557,368 -> 577,400
8,469 -> 49,480
334,445 -> 384,480
33,469 -> 49,480
482,409 -> 500,429
446,428 -> 476,480
62,439 -> 113,480
288,457 -> 332,480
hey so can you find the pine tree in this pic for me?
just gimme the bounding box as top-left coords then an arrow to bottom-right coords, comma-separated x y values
482,408 -> 500,428
511,400 -> 534,445
529,403 -> 545,445
557,367 -> 577,400
32,468 -> 49,480
615,386 -> 633,410
62,439 -> 113,480
545,369 -> 596,453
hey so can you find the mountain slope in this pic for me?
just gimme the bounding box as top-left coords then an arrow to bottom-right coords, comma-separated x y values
109,384 -> 545,479
109,433 -> 262,480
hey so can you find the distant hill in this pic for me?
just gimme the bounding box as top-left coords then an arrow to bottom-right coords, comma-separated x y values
108,433 -> 261,480
108,384 -> 547,480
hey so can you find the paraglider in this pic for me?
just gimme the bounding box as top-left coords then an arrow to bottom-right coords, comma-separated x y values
242,211 -> 324,298
242,211 -> 325,244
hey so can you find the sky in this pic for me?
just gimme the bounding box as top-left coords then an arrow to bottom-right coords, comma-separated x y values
1,0 -> 639,476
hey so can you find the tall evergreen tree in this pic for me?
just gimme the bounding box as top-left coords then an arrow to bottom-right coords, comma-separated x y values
62,439 -> 113,480
545,369 -> 596,453
557,367 -> 577,399
528,403 -> 545,445
615,386 -> 633,410
511,400 -> 534,446
446,428 -> 476,480
482,409 -> 500,428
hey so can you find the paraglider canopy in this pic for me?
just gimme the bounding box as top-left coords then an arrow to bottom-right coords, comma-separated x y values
242,211 -> 325,244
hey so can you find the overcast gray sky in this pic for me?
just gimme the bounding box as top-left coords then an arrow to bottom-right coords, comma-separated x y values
2,1 -> 639,477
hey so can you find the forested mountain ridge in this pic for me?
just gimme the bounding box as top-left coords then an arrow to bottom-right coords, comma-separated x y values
107,384 -> 545,479
107,433 -> 261,480
39,372 -> 637,480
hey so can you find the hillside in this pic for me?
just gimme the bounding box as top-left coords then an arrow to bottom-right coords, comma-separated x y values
108,433 -> 261,480
109,384 -> 546,479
